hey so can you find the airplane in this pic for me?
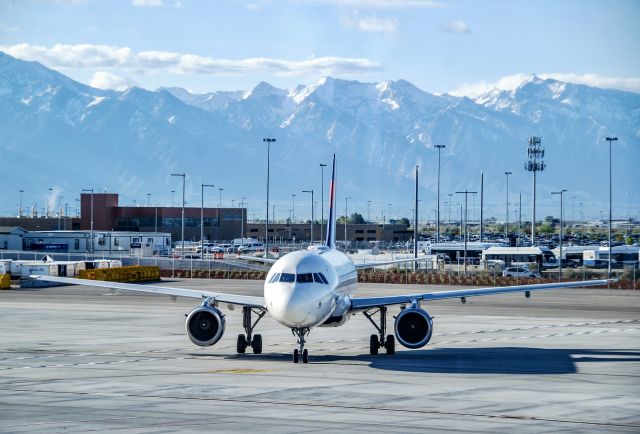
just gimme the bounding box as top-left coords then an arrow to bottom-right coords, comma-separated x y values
33,155 -> 609,364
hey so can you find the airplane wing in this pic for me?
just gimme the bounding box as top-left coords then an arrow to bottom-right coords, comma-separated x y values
350,279 -> 610,310
354,256 -> 427,270
30,275 -> 265,308
236,255 -> 277,265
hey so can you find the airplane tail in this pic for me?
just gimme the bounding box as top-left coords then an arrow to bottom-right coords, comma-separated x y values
325,154 -> 337,249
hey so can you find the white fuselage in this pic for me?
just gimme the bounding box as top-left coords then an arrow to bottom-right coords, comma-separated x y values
264,246 -> 357,328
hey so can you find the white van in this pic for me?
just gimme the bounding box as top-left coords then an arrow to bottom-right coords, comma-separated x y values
237,242 -> 265,253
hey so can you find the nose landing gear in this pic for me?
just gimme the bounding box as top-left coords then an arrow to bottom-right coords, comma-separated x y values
236,306 -> 266,354
291,328 -> 310,363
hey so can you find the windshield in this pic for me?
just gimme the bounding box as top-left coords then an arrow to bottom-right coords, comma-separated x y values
279,273 -> 295,283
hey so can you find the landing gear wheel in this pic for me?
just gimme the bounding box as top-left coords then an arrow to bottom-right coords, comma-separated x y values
369,334 -> 379,355
236,334 -> 247,354
385,334 -> 395,355
293,348 -> 299,363
302,349 -> 309,364
251,334 -> 263,354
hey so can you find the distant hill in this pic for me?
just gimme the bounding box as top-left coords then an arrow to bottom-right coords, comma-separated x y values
1,51 -> 638,221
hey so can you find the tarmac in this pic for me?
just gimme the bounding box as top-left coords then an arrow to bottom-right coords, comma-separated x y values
1,279 -> 639,433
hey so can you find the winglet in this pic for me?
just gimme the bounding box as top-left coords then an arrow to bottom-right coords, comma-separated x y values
325,154 -> 337,249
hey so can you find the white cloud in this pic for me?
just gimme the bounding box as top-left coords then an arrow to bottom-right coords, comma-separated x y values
341,15 -> 398,33
132,0 -> 164,7
443,20 -> 470,34
90,71 -> 136,91
35,0 -> 88,5
538,73 -> 640,94
449,73 -> 640,98
304,0 -> 451,8
0,43 -> 382,76
132,0 -> 182,7
0,24 -> 21,32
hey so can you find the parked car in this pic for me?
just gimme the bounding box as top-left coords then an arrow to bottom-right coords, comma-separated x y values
502,266 -> 537,278
436,254 -> 451,263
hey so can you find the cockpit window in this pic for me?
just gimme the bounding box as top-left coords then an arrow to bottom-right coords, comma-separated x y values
279,273 -> 295,283
313,273 -> 329,284
296,273 -> 314,283
268,273 -> 280,283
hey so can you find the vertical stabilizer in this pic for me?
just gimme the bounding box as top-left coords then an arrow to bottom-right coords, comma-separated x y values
325,155 -> 337,249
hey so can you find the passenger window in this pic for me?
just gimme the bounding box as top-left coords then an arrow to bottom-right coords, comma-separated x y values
279,273 -> 295,283
296,273 -> 314,283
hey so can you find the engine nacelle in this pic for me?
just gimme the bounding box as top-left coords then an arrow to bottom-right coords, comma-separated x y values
394,307 -> 433,349
185,305 -> 225,346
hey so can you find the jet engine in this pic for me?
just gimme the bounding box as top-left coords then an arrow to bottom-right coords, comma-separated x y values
185,306 -> 225,346
394,307 -> 433,349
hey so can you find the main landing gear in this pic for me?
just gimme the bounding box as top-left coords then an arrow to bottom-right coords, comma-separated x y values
236,306 -> 266,354
291,328 -> 310,363
363,306 -> 395,355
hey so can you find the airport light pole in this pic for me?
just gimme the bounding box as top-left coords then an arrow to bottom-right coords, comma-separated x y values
367,200 -> 372,223
519,192 -> 522,243
448,193 -> 453,241
414,165 -> 419,269
47,187 -> 53,218
551,189 -> 567,281
302,189 -> 314,244
18,189 -> 24,218
154,203 -> 158,233
480,172 -> 484,242
57,195 -> 63,230
217,187 -> 224,242
81,189 -> 94,254
345,196 -> 352,248
171,173 -> 186,257
434,144 -> 445,243
239,197 -> 247,245
201,183 -> 215,248
605,136 -> 618,279
263,138 -> 276,258
171,190 -> 175,207
456,190 -> 477,275
505,171 -> 512,241
146,193 -> 151,207
319,164 -> 327,235
291,194 -> 296,223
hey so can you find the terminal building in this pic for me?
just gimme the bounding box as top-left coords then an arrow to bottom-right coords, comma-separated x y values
80,193 -> 244,242
244,222 -> 414,245
79,192 -> 413,244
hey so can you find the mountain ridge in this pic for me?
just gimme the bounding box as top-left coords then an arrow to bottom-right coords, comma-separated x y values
0,51 -> 638,221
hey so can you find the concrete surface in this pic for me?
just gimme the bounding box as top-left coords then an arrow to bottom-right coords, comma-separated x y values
1,279 -> 638,433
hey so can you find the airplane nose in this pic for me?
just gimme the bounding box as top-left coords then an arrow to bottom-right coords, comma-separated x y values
267,284 -> 317,327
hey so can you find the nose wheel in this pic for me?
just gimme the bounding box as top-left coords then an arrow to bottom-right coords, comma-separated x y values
292,328 -> 310,363
237,307 -> 266,355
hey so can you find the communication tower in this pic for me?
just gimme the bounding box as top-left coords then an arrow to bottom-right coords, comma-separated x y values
524,136 -> 545,245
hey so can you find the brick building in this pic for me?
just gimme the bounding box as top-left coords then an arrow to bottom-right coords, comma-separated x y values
80,193 -> 245,242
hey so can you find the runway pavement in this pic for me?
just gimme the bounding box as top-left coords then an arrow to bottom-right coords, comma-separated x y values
1,279 -> 639,433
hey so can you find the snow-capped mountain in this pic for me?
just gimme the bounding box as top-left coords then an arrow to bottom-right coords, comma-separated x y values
0,51 -> 638,220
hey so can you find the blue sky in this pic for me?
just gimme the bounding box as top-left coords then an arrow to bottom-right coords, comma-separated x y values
1,0 -> 638,95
